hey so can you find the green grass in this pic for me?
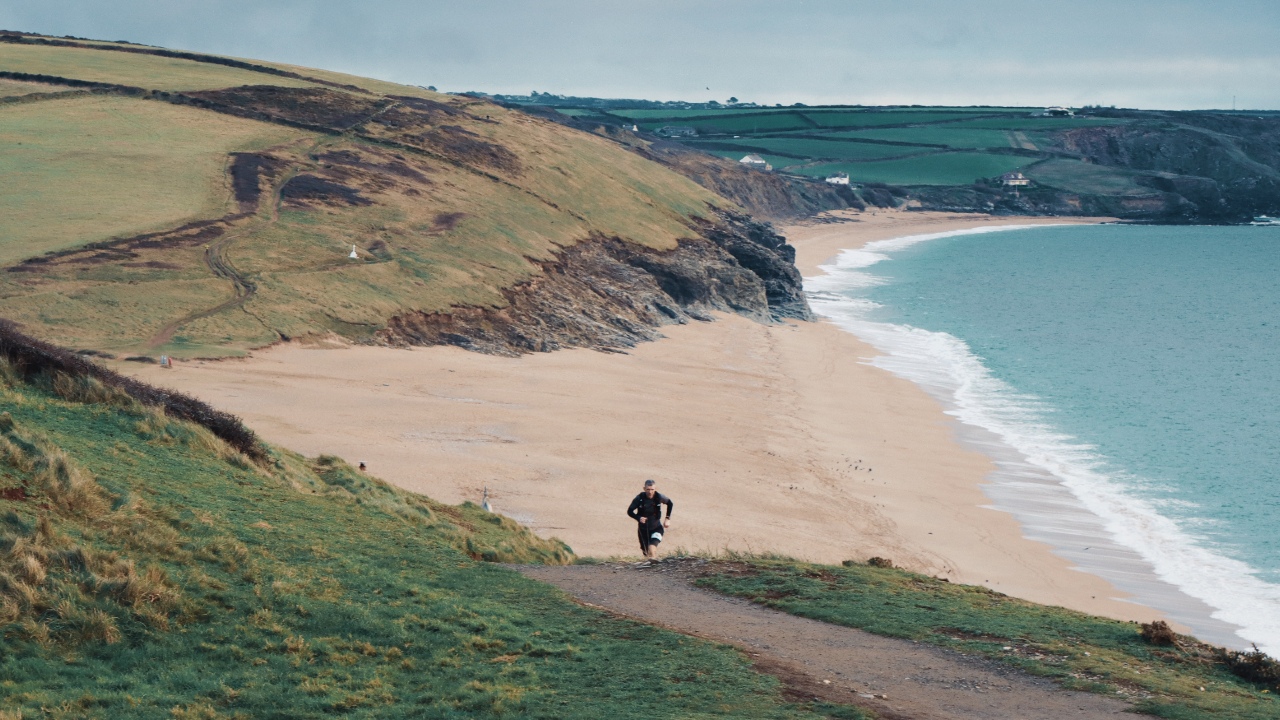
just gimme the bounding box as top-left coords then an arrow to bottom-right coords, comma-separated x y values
796,152 -> 1030,185
1026,159 -> 1155,196
799,110 -> 993,128
690,137 -> 932,161
0,94 -> 304,265
698,559 -> 1280,719
637,111 -> 814,135
820,127 -> 1020,149
0,42 -> 317,91
607,108 -> 802,120
0,368 -> 840,719
946,115 -> 1129,130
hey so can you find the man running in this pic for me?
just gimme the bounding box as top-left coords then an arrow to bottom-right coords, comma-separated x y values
627,479 -> 673,561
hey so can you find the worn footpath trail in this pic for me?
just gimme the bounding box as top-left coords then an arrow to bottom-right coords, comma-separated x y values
519,560 -> 1141,720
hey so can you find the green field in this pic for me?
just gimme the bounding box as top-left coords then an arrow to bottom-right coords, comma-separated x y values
945,115 -> 1129,130
637,111 -> 814,134
692,137 -> 931,162
699,559 -> 1280,719
823,126 -> 1021,149
800,109 -> 990,128
0,354 -> 836,718
0,95 -> 304,265
1026,158 -> 1155,196
0,77 -> 64,98
797,152 -> 1031,185
0,42 -> 316,91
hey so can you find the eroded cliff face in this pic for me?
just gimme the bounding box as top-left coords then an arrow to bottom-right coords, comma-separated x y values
374,210 -> 812,356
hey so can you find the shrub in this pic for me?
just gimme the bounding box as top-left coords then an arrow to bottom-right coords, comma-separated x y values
0,322 -> 264,461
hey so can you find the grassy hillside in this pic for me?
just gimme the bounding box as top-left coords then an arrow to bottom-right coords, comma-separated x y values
0,328 -> 837,719
0,95 -> 301,264
0,33 -> 730,358
698,558 -> 1280,719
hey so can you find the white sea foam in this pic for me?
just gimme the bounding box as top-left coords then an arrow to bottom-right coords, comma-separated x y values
806,225 -> 1280,653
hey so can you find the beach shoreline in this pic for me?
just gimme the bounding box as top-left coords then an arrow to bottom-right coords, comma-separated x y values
121,209 -> 1170,627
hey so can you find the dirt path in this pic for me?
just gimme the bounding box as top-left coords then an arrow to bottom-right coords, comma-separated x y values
519,561 -> 1141,720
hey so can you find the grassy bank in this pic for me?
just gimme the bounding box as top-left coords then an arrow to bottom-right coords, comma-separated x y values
0,356 -> 838,718
696,558 -> 1280,719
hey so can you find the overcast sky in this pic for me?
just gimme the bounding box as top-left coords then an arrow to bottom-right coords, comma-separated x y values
4,1 -> 1278,110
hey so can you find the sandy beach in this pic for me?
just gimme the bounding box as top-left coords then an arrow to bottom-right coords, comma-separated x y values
122,209 -> 1161,624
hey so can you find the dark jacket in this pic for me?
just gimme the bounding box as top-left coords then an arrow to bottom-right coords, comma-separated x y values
627,491 -> 673,529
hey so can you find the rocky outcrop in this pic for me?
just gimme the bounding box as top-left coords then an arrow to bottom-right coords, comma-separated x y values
374,210 -> 812,356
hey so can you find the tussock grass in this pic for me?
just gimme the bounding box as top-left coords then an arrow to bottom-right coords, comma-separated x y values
698,556 -> 1280,719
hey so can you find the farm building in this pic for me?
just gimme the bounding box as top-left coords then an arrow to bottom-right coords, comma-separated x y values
1000,172 -> 1030,187
739,154 -> 772,171
656,125 -> 696,137
825,172 -> 850,185
1039,106 -> 1075,117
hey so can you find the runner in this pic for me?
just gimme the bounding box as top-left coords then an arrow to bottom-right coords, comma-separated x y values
626,479 -> 673,562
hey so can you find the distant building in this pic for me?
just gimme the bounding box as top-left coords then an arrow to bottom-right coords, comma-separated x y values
824,172 -> 850,186
1038,106 -> 1075,117
1000,172 -> 1030,187
656,125 -> 696,137
739,154 -> 772,171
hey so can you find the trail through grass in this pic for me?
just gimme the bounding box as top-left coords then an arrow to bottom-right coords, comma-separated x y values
0,368 -> 832,718
699,559 -> 1280,719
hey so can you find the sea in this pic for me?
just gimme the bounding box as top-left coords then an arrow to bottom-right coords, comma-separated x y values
805,222 -> 1280,653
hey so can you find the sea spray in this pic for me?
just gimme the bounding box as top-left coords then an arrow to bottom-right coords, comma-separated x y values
806,224 -> 1280,653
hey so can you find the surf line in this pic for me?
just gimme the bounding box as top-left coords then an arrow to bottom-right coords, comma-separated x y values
803,223 -> 1267,653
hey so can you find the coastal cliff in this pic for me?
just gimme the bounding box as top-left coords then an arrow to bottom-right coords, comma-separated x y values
375,209 -> 812,356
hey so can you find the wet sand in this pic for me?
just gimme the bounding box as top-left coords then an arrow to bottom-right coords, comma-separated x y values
122,210 -> 1164,624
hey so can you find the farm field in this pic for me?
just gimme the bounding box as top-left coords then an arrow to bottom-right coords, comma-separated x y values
0,77 -> 64,98
822,126 -> 1021,149
800,109 -> 989,128
944,115 -> 1129,130
0,41 -> 316,91
796,152 -> 1032,185
1025,158 -> 1155,196
691,136 -> 931,161
0,94 -> 304,265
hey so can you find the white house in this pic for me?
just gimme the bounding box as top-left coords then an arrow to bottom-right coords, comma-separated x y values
739,154 -> 772,171
1038,106 -> 1075,117
825,172 -> 850,186
1000,172 -> 1030,187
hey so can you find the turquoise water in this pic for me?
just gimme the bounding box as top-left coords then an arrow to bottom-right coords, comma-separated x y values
806,223 -> 1280,652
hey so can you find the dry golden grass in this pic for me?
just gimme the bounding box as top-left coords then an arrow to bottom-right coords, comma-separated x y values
0,77 -> 64,98
0,42 -> 316,91
0,95 -> 307,265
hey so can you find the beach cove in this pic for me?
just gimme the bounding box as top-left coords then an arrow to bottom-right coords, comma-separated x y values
123,210 -> 1165,627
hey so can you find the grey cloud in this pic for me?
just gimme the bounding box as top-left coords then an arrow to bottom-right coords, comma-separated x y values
1,0 -> 1277,109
